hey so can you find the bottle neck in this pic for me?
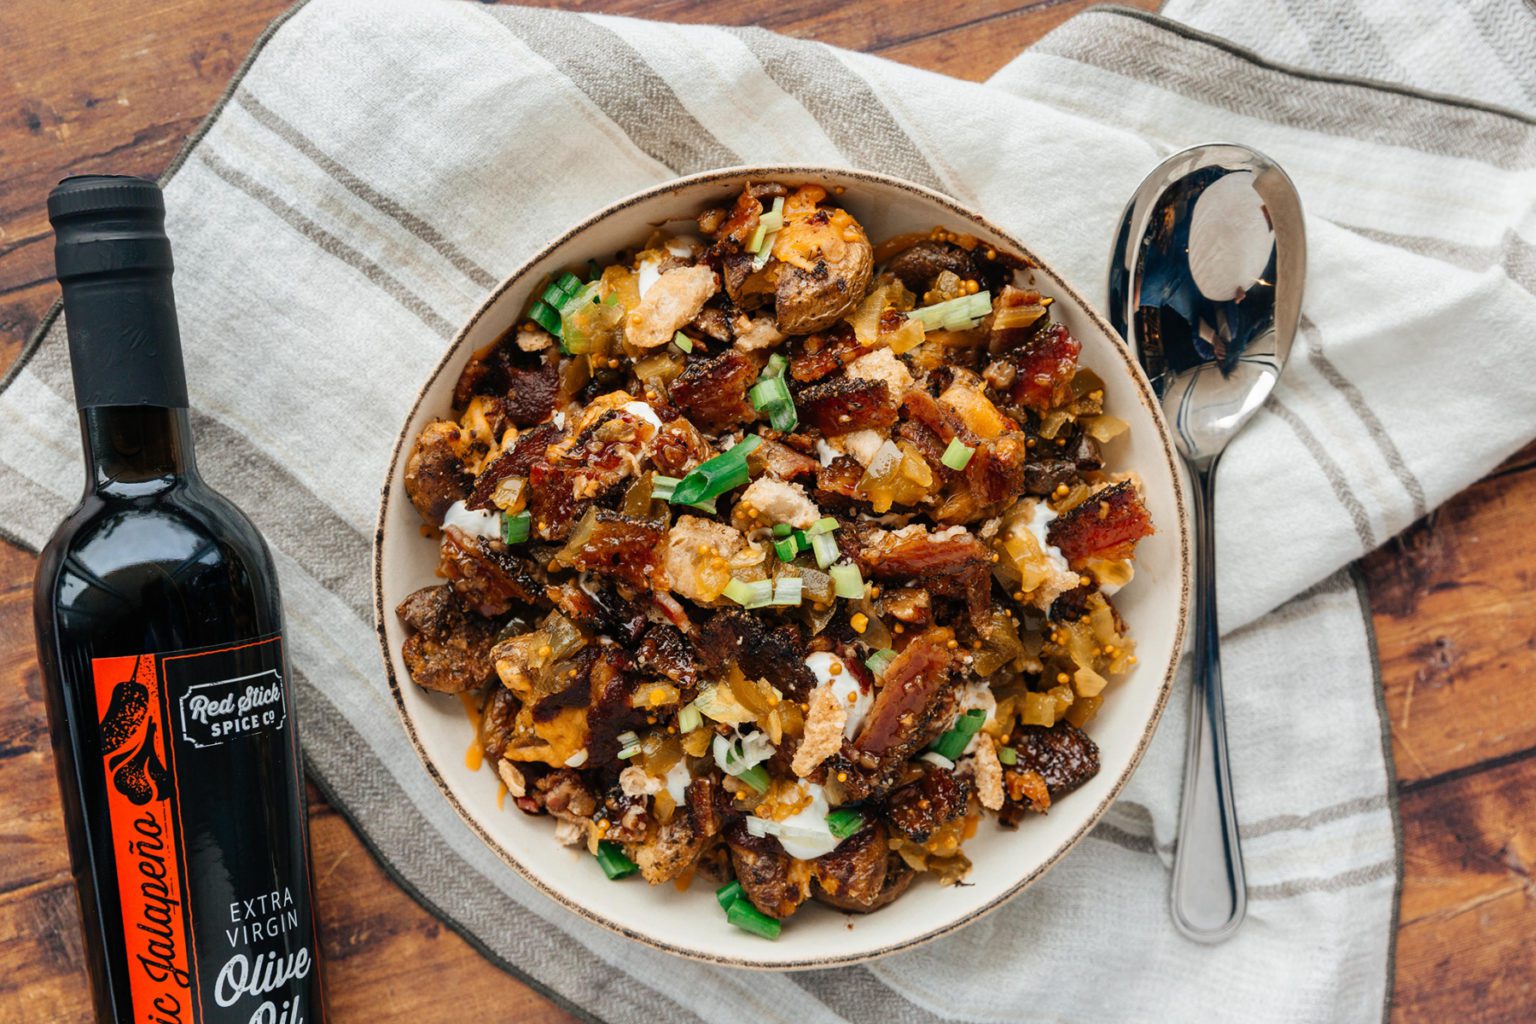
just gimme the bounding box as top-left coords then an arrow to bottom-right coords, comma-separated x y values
81,405 -> 199,495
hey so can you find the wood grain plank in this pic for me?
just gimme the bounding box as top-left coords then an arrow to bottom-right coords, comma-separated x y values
876,0 -> 1160,82
1392,754 -> 1536,1023
1362,464 -> 1536,785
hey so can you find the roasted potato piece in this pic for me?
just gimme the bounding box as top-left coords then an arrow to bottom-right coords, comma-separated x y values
770,186 -> 874,335
404,420 -> 471,526
395,585 -> 499,694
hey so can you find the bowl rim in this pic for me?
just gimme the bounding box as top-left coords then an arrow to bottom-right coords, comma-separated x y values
372,163 -> 1192,969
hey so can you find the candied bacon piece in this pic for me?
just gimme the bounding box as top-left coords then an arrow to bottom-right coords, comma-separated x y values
797,376 -> 897,434
787,323 -> 859,383
651,416 -> 715,477
859,527 -> 992,626
635,623 -> 698,687
547,580 -> 649,645
1046,480 -> 1154,566
885,767 -> 972,844
901,388 -> 971,446
1006,322 -> 1081,412
699,610 -> 818,700
526,462 -> 588,542
668,350 -> 757,432
749,438 -> 819,482
437,527 -> 544,618
962,435 -> 1029,507
853,627 -> 953,760
555,509 -> 667,591
584,648 -> 648,768
715,189 -> 761,249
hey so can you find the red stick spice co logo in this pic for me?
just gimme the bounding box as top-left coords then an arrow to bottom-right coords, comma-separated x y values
176,670 -> 287,749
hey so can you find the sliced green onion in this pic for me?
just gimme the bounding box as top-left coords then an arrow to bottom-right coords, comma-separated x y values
543,271 -> 583,306
615,730 -> 641,760
772,523 -> 793,538
759,197 -> 785,234
774,536 -> 800,563
825,808 -> 866,840
716,880 -> 745,911
670,435 -> 761,506
830,562 -> 865,600
909,290 -> 992,331
998,745 -> 1018,766
764,353 -> 787,378
528,299 -> 563,337
792,529 -> 809,552
650,474 -> 680,502
723,578 -> 774,610
726,898 -> 781,940
595,841 -> 638,880
930,708 -> 989,762
865,648 -> 897,677
770,577 -> 803,606
941,438 -> 976,471
747,220 -> 770,255
807,517 -> 839,535
737,764 -> 770,794
750,375 -> 792,411
810,531 -> 839,570
501,510 -> 532,545
768,402 -> 799,433
673,330 -> 694,353
678,703 -> 703,734
752,232 -> 779,270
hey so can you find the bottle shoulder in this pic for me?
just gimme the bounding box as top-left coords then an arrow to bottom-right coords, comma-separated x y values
36,478 -> 282,647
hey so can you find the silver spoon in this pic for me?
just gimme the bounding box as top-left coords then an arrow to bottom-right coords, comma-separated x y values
1108,143 -> 1305,943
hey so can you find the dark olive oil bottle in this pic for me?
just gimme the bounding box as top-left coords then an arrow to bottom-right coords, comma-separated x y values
33,175 -> 328,1024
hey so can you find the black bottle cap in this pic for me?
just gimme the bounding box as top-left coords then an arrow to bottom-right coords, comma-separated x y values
48,175 -> 188,409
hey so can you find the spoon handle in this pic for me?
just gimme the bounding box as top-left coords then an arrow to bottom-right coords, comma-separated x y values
1170,459 -> 1247,942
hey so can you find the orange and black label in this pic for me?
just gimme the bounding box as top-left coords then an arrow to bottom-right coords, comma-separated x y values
93,635 -> 323,1024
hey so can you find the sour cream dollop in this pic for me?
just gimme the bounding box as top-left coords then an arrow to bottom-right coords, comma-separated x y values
745,782 -> 842,860
805,651 -> 872,740
441,500 -> 502,541
1024,502 -> 1072,576
663,760 -> 692,806
622,400 -> 663,430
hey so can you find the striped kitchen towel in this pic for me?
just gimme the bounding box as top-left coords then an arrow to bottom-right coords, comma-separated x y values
3,1 -> 1533,1021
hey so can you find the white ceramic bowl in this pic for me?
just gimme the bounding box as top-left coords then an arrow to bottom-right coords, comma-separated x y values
374,166 -> 1191,968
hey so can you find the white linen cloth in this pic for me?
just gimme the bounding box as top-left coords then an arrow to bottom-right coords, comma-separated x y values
2,1 -> 1532,1021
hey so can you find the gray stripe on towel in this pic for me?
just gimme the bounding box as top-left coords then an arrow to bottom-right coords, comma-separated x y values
1300,318 -> 1428,519
481,5 -> 739,175
1037,10 -> 1536,168
197,147 -> 456,338
728,26 -> 948,193
1267,396 -> 1378,550
234,90 -> 500,291
1249,859 -> 1396,900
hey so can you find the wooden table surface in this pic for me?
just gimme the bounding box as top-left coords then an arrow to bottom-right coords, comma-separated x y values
3,2 -> 1532,1020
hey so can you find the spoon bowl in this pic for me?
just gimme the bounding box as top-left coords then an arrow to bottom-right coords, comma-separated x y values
1110,144 -> 1305,467
1108,143 -> 1305,942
